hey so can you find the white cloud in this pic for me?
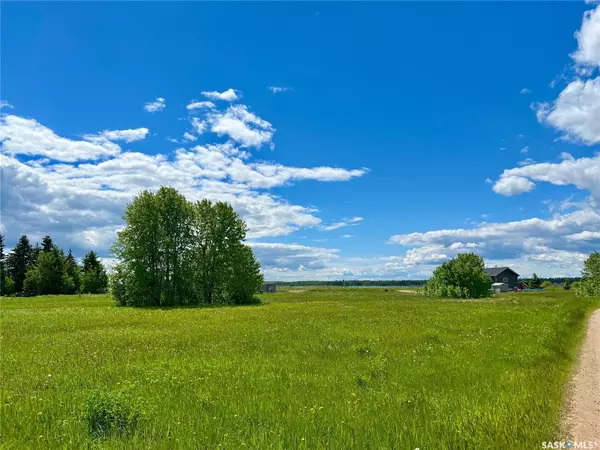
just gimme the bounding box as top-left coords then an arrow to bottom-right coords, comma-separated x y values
520,88 -> 531,94
341,234 -> 354,239
268,86 -> 292,94
533,5 -> 600,145
520,146 -> 529,154
572,4 -> 600,68
560,152 -> 574,160
322,216 -> 364,231
191,117 -> 208,135
388,208 -> 599,276
517,158 -> 537,167
565,230 -> 600,241
0,100 -> 13,109
84,128 -> 149,143
249,242 -> 339,272
534,77 -> 600,145
493,154 -> 600,199
493,176 -> 535,196
183,132 -> 197,142
186,101 -> 216,111
207,104 -> 275,148
485,178 -> 493,184
201,89 -> 241,102
2,110 -> 368,257
500,147 -> 507,151
144,97 -> 166,113
0,114 -> 120,162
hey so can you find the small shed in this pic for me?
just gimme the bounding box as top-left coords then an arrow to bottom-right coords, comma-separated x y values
260,282 -> 277,293
492,282 -> 509,293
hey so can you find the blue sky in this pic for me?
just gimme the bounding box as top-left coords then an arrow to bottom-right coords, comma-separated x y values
2,2 -> 599,280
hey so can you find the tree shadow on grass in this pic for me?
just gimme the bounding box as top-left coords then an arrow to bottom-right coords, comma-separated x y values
120,298 -> 266,311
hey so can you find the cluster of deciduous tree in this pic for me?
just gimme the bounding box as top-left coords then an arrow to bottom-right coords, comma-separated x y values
110,187 -> 263,307
423,253 -> 492,299
0,234 -> 108,296
577,251 -> 600,297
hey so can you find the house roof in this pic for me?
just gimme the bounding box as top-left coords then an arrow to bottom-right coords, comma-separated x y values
484,267 -> 520,277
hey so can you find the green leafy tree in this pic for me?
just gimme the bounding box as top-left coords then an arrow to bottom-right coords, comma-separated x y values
423,253 -> 492,299
6,235 -> 35,293
563,279 -> 571,290
112,187 -> 264,307
81,251 -> 108,294
229,245 -> 263,304
23,266 -> 42,295
112,187 -> 195,306
577,252 -> 600,297
194,200 -> 248,305
529,273 -> 542,289
3,276 -> 15,296
64,249 -> 81,294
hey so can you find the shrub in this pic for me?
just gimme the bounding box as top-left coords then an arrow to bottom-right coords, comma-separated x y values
83,390 -> 139,437
563,279 -> 571,290
423,253 -> 492,299
541,280 -> 553,289
577,252 -> 600,297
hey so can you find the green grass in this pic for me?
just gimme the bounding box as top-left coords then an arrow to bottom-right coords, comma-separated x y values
1,289 -> 598,449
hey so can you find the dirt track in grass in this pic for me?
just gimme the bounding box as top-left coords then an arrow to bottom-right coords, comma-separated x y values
564,309 -> 600,442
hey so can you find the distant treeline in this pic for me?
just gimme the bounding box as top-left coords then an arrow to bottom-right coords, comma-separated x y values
278,277 -> 583,287
520,277 -> 581,284
277,280 -> 427,287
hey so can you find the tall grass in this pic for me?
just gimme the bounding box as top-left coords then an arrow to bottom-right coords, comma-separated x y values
1,289 -> 598,449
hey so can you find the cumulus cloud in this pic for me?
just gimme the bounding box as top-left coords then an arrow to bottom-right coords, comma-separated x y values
571,4 -> 600,68
0,100 -> 13,109
186,101 -> 216,111
183,132 -> 197,142
248,242 -> 339,272
534,5 -> 600,144
520,88 -> 531,94
84,128 -> 149,143
388,208 -> 599,276
493,154 -> 600,199
0,114 -> 121,162
206,104 -> 275,148
201,89 -> 241,102
534,77 -> 600,144
493,176 -> 535,196
565,230 -> 600,241
2,106 -> 368,257
144,97 -> 166,112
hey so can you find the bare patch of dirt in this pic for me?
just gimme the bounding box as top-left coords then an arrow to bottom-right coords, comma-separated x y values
564,309 -> 600,442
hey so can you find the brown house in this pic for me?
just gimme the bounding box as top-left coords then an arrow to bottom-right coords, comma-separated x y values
484,267 -> 519,290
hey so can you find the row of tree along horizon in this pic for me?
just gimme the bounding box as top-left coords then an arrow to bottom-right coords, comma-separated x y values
275,277 -> 582,287
0,233 -> 584,295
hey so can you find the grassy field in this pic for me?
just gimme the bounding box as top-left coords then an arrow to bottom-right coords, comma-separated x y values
1,288 -> 598,449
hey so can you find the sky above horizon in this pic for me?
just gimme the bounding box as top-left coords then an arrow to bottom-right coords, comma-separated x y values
1,2 -> 599,280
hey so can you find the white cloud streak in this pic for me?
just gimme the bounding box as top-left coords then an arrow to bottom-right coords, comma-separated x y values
144,97 -> 166,113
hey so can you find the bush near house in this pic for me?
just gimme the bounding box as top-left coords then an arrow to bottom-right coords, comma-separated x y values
423,253 -> 492,299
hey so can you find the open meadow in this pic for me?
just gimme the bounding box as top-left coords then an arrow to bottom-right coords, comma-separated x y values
1,288 -> 598,449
